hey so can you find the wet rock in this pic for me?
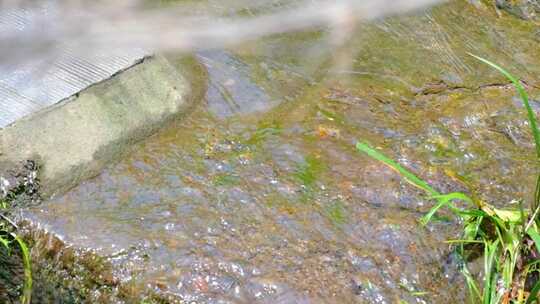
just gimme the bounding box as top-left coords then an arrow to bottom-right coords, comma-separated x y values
0,160 -> 41,208
350,275 -> 388,303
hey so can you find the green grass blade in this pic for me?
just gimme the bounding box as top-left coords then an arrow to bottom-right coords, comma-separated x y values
468,53 -> 540,158
13,234 -> 32,304
470,53 -> 540,214
355,142 -> 476,225
444,239 -> 485,244
527,228 -> 540,255
0,235 -> 11,252
482,239 -> 500,304
355,142 -> 439,196
526,278 -> 540,304
421,192 -> 474,225
461,264 -> 482,304
535,174 -> 540,221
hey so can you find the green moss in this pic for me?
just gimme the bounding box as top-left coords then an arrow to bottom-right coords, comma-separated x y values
245,121 -> 282,146
324,201 -> 347,225
213,174 -> 240,186
295,155 -> 326,188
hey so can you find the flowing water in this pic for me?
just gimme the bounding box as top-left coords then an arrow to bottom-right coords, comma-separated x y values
19,0 -> 540,303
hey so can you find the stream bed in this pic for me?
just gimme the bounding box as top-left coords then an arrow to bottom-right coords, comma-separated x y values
17,0 -> 540,303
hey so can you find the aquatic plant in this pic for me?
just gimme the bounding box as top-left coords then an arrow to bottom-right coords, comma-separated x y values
356,56 -> 540,303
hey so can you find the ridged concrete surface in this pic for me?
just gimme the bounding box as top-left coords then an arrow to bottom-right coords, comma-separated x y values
0,3 -> 146,127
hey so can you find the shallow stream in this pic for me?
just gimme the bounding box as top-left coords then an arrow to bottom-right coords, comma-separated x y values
21,1 -> 540,303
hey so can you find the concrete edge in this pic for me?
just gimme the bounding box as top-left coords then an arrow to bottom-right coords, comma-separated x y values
0,54 -> 207,198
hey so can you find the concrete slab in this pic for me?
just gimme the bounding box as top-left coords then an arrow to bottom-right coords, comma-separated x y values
0,55 -> 206,197
0,2 -> 146,128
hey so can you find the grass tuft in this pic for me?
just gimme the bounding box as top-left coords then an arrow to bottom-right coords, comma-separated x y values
355,55 -> 540,303
14,234 -> 32,304
0,202 -> 33,304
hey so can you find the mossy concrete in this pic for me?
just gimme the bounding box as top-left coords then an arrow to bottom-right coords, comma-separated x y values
0,54 -> 206,197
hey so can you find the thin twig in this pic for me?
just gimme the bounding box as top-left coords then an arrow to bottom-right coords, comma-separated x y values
525,204 -> 540,233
